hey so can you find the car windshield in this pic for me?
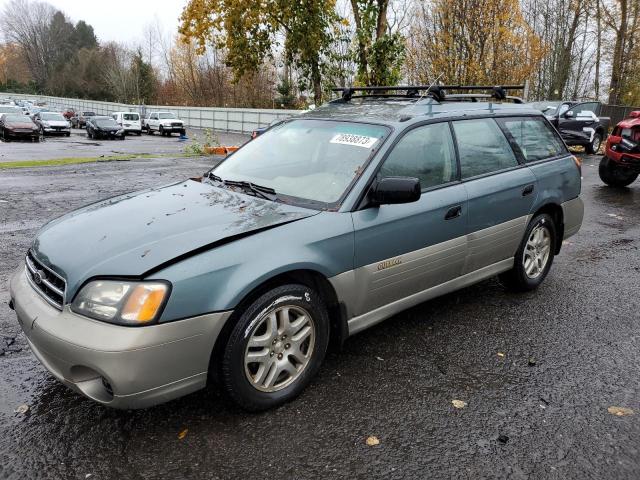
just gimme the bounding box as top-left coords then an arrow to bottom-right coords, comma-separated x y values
0,106 -> 19,113
211,119 -> 389,207
4,114 -> 28,122
123,113 -> 139,120
41,113 -> 65,121
158,113 -> 176,119
84,112 -> 95,116
95,118 -> 118,127
530,101 -> 563,115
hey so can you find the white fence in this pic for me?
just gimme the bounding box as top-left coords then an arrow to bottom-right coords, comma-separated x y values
0,93 -> 302,134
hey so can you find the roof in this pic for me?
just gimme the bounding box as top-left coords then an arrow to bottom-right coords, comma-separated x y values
300,98 -> 542,127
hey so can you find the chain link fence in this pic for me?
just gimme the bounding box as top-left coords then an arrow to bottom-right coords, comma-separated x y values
0,93 -> 302,134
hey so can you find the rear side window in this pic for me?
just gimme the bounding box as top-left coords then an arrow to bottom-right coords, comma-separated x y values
380,122 -> 457,189
499,117 -> 566,162
452,118 -> 518,179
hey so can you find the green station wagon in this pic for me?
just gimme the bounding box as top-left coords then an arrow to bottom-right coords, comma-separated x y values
9,86 -> 584,410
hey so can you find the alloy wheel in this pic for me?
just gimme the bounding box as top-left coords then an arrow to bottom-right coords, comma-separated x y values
523,223 -> 551,279
244,305 -> 316,393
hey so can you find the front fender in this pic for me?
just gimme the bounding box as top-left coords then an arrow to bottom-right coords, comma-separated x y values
153,212 -> 355,322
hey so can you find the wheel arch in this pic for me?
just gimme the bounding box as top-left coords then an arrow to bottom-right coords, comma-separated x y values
532,203 -> 564,254
208,268 -> 348,384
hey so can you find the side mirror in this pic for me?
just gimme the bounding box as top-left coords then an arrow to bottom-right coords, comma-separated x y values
564,110 -> 574,118
369,177 -> 421,205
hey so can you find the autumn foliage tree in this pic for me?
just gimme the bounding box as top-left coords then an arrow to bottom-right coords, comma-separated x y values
406,0 -> 545,86
179,0 -> 339,104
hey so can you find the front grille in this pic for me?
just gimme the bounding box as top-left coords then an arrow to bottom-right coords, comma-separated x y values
171,122 -> 182,127
25,251 -> 66,310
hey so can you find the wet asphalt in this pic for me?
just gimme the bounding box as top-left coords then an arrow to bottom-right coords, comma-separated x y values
0,151 -> 638,479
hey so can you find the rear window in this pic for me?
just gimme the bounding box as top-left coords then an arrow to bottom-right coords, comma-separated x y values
123,113 -> 139,121
452,118 -> 519,179
499,117 -> 567,162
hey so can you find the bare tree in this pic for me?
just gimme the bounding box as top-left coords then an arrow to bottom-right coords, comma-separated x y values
0,0 -> 56,88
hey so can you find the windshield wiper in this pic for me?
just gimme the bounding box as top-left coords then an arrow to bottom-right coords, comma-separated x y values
224,179 -> 277,200
206,172 -> 277,200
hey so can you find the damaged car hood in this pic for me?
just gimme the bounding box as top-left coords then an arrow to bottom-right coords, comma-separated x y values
31,180 -> 318,297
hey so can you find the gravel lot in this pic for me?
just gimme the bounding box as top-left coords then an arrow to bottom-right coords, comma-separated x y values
0,153 -> 638,480
0,128 -> 249,163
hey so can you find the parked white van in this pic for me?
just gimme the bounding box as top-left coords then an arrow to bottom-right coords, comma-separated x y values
112,112 -> 142,135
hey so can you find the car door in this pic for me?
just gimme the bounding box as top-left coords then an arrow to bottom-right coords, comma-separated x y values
350,122 -> 468,316
452,117 -> 537,274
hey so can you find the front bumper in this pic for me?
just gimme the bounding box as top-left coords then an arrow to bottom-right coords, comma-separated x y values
9,266 -> 232,409
42,128 -> 70,135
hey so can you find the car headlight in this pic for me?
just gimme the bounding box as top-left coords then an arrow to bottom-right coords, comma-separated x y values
71,280 -> 170,325
42,122 -> 50,127
116,129 -> 124,134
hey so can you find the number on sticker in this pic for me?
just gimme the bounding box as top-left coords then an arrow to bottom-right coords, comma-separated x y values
330,134 -> 378,148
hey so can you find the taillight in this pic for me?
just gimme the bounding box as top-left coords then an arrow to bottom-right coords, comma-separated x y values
572,155 -> 582,175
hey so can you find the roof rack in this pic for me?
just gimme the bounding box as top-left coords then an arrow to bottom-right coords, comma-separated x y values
330,85 -> 525,104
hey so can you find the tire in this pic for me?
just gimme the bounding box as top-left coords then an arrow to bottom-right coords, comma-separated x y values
147,127 -> 153,135
87,130 -> 93,139
599,156 -> 638,187
221,284 -> 330,411
159,125 -> 164,136
585,132 -> 602,154
65,132 -> 70,137
499,213 -> 556,292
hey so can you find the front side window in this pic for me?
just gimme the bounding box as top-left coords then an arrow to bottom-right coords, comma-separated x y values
499,117 -> 567,162
380,122 -> 457,189
212,119 -> 389,207
452,118 -> 518,179
574,102 -> 599,115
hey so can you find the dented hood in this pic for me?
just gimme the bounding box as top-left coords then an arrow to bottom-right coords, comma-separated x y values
32,180 -> 318,297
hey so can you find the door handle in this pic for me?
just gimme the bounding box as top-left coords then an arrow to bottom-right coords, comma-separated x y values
444,205 -> 462,220
522,184 -> 535,196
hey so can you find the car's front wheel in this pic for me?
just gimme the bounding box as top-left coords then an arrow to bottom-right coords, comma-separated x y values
221,284 -> 329,411
585,132 -> 602,154
499,213 -> 556,292
599,156 -> 638,187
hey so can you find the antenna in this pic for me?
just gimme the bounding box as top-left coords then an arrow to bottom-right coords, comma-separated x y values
418,73 -> 444,102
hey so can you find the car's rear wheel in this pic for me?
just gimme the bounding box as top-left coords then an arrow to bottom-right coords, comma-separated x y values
585,132 -> 602,154
221,284 -> 329,411
499,213 -> 556,292
599,156 -> 638,187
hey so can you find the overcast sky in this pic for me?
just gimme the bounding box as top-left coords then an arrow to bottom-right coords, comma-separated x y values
0,0 -> 188,43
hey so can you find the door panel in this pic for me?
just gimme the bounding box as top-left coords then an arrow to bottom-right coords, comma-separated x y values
463,168 -> 536,273
351,184 -> 468,316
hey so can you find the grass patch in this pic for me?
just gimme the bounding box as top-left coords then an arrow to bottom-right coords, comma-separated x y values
0,153 -> 159,169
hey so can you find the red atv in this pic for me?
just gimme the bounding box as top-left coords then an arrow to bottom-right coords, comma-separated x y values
599,111 -> 640,187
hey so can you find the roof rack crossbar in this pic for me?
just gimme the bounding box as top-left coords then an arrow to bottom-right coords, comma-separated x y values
331,85 -> 525,103
331,85 -> 525,93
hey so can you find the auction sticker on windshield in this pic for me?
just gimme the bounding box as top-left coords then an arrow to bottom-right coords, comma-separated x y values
330,133 -> 379,148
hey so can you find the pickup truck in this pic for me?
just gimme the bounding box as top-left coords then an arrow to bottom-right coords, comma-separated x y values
529,100 -> 610,154
143,111 -> 186,137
